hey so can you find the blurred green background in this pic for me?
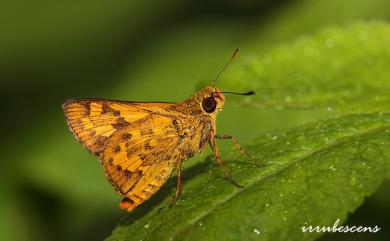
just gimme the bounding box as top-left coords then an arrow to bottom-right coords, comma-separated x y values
1,0 -> 389,241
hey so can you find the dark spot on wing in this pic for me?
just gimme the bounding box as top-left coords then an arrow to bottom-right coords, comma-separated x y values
144,141 -> 153,150
124,170 -> 132,177
140,128 -> 154,136
172,119 -> 180,133
122,197 -> 135,205
94,136 -> 108,153
112,118 -> 130,129
133,194 -> 143,200
114,145 -> 121,153
81,101 -> 91,115
139,153 -> 147,161
126,146 -> 142,158
122,133 -> 132,141
102,103 -> 120,116
88,130 -> 96,138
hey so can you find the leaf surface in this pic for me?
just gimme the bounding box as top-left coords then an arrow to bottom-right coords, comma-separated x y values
107,22 -> 390,241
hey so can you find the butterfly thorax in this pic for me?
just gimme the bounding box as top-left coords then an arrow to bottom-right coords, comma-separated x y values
169,85 -> 225,157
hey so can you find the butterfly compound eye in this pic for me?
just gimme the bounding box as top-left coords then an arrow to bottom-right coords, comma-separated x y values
202,97 -> 217,113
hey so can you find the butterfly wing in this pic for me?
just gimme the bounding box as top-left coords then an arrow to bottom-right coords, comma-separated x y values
63,99 -> 185,211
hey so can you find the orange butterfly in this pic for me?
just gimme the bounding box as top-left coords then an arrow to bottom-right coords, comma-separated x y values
63,48 -> 255,211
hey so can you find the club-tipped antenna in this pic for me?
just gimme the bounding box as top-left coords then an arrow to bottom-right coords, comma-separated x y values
221,91 -> 255,96
212,48 -> 240,84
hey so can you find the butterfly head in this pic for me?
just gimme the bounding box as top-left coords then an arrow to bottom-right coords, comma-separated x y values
198,85 -> 225,114
195,85 -> 255,114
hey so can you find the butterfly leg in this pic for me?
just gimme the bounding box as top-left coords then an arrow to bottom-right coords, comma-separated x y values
170,160 -> 183,208
215,134 -> 265,167
210,136 -> 243,188
215,134 -> 255,160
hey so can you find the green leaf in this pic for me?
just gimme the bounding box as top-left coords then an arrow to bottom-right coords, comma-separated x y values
107,113 -> 390,241
107,22 -> 390,241
221,22 -> 390,113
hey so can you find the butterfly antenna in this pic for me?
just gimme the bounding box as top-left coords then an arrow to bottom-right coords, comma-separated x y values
222,91 -> 255,96
212,48 -> 240,84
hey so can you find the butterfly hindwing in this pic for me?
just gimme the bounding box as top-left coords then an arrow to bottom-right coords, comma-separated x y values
101,114 -> 179,190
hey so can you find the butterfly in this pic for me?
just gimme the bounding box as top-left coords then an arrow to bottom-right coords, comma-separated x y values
62,48 -> 255,211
